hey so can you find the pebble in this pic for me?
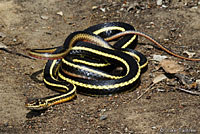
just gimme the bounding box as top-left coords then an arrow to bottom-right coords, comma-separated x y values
156,88 -> 166,92
100,8 -> 106,12
152,126 -> 157,129
162,5 -> 168,8
13,38 -> 17,42
120,8 -> 124,11
0,32 -> 6,38
57,11 -> 63,16
191,6 -> 198,9
100,115 -> 107,120
196,79 -> 200,90
145,45 -> 154,49
124,127 -> 128,132
0,42 -> 7,48
149,22 -> 154,25
127,2 -> 140,12
40,15 -> 49,20
146,25 -> 151,29
101,108 -> 106,112
196,79 -> 200,85
92,6 -> 98,10
62,128 -> 67,131
156,0 -> 162,6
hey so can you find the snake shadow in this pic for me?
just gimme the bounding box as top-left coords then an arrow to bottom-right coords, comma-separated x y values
26,109 -> 47,118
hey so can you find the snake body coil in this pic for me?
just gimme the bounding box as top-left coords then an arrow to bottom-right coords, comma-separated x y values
26,22 -> 199,110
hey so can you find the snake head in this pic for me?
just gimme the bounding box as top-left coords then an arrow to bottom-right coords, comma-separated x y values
25,98 -> 48,110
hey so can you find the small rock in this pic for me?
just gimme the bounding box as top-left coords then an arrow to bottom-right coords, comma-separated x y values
162,5 -> 168,8
40,15 -> 49,20
145,45 -> 154,49
100,8 -> 106,12
157,0 -> 162,6
127,2 -> 139,11
196,79 -> 200,85
0,32 -> 6,38
13,38 -> 17,42
136,10 -> 140,14
120,7 -> 125,11
149,22 -> 154,25
164,38 -> 169,41
0,42 -> 7,48
100,109 -> 106,112
183,51 -> 196,58
92,6 -> 98,10
62,128 -> 67,131
124,127 -> 128,132
156,88 -> 166,92
100,115 -> 107,120
152,126 -> 157,129
196,79 -> 200,90
57,11 -> 63,16
191,6 -> 198,9
146,25 -> 151,29
127,6 -> 134,12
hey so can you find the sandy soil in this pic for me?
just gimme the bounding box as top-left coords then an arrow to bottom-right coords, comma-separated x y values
0,0 -> 200,133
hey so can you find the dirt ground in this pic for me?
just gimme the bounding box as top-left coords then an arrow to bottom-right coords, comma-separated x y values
0,0 -> 200,133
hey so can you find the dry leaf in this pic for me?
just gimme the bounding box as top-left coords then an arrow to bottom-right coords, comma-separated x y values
153,74 -> 167,84
152,54 -> 168,62
159,59 -> 184,74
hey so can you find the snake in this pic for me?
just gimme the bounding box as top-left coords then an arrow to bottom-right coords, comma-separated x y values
25,22 -> 200,110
